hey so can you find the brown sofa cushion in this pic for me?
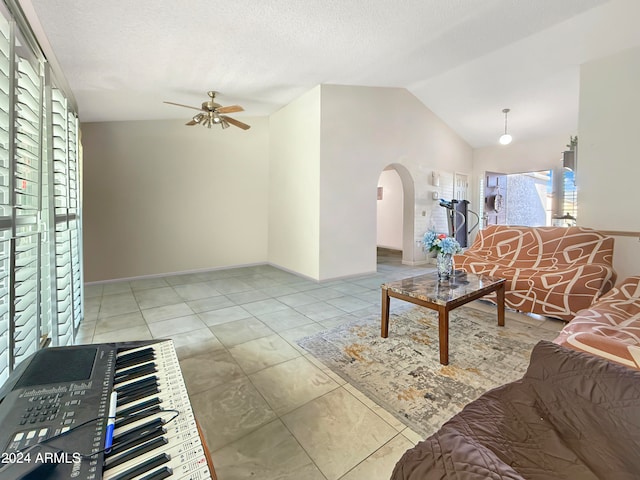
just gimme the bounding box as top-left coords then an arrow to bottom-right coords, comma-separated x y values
391,341 -> 640,480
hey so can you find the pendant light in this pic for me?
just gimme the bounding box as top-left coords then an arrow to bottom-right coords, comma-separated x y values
499,108 -> 512,145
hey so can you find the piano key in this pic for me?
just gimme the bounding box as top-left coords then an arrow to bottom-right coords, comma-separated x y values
116,397 -> 162,419
115,375 -> 159,396
138,466 -> 173,480
115,347 -> 156,368
105,437 -> 168,469
116,405 -> 162,429
104,433 -> 208,480
108,408 -> 209,478
106,452 -> 171,480
115,348 -> 156,369
114,362 -> 158,384
113,418 -> 165,445
117,386 -> 161,407
107,426 -> 167,457
113,411 -> 198,451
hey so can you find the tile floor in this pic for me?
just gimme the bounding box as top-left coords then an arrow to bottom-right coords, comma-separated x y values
79,252 -> 563,480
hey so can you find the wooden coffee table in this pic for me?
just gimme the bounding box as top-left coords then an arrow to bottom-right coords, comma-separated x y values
381,272 -> 506,365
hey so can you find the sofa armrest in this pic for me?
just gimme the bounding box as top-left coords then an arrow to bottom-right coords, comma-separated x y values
555,331 -> 640,369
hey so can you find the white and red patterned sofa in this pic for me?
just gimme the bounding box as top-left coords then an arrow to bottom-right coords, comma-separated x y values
554,276 -> 640,369
454,225 -> 616,321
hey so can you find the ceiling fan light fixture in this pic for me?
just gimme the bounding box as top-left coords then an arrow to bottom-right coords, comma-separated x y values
164,90 -> 251,131
499,133 -> 512,145
499,108 -> 512,145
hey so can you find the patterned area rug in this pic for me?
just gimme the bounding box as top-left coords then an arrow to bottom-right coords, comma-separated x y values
298,304 -> 559,438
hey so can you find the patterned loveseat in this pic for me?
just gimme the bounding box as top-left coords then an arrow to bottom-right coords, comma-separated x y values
554,276 -> 640,368
454,225 -> 616,321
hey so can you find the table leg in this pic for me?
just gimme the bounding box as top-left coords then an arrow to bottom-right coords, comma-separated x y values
438,307 -> 449,365
496,283 -> 505,327
381,289 -> 390,338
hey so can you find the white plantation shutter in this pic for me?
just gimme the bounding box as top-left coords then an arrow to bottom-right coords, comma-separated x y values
0,1 -> 83,386
0,11 -> 9,386
51,88 -> 82,346
12,44 -> 43,366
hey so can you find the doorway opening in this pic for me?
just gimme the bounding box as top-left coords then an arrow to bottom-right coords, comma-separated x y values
376,164 -> 415,266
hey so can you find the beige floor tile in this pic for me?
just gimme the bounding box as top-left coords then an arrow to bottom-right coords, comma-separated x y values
400,427 -> 423,445
98,292 -> 140,319
94,311 -> 146,335
211,419 -> 326,480
171,328 -> 225,359
191,377 -> 277,452
228,334 -> 301,374
257,309 -> 315,332
92,324 -> 153,343
281,388 -> 397,480
172,282 -> 221,301
242,298 -> 290,316
302,354 -> 348,386
340,434 -> 414,480
187,295 -> 235,313
342,383 -> 407,432
84,284 -> 103,298
210,317 -> 274,347
142,302 -> 195,323
249,356 -> 339,415
164,272 -> 207,286
134,286 -> 183,309
147,314 -> 207,338
75,329 -> 94,344
129,277 -> 169,291
101,282 -> 132,295
181,351 -> 245,396
279,323 -> 326,353
198,306 -> 252,326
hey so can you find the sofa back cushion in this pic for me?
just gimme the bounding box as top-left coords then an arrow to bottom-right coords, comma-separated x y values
469,225 -> 614,268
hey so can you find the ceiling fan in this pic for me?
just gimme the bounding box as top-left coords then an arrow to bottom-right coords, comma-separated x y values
163,91 -> 250,130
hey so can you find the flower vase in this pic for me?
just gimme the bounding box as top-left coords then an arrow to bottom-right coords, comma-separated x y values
436,252 -> 454,280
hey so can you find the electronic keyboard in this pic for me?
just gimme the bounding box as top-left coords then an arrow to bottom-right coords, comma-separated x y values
0,340 -> 215,480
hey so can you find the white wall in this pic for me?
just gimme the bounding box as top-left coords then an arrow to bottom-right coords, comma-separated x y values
82,118 -> 269,282
472,134 -> 571,176
81,85 -> 472,283
578,46 -> 640,282
319,85 -> 473,279
376,169 -> 403,250
268,87 -> 321,279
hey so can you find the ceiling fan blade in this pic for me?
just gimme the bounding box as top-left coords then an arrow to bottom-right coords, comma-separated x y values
222,115 -> 251,130
164,101 -> 203,111
185,120 -> 198,126
216,105 -> 244,114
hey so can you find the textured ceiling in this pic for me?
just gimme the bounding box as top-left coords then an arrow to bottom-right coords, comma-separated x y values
21,0 -> 640,147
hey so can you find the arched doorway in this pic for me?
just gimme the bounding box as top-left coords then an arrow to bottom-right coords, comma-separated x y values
376,164 -> 415,266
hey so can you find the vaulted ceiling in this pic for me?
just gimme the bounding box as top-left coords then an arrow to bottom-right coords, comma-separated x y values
23,0 -> 640,147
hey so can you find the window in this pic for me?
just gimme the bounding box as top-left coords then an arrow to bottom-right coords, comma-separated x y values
0,2 -> 83,387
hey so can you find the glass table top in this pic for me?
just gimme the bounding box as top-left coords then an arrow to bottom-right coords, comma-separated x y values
381,271 -> 504,306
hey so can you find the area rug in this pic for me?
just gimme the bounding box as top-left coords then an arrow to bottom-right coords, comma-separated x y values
298,304 -> 559,438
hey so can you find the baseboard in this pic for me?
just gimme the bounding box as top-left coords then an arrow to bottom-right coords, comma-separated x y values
84,261 -> 270,286
402,259 -> 430,266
